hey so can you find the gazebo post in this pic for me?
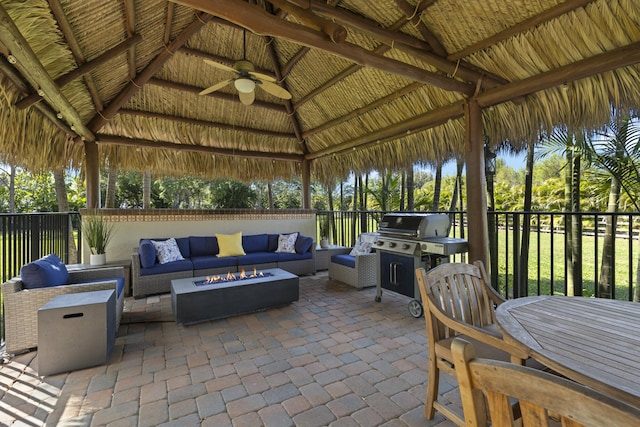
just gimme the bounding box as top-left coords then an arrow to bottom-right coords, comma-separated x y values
464,99 -> 490,269
84,140 -> 100,208
301,159 -> 311,209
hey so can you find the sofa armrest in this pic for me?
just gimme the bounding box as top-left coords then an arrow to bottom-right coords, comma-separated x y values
68,266 -> 124,282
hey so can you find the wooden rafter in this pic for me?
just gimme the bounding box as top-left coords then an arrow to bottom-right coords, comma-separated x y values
264,35 -> 308,152
448,0 -> 598,61
172,0 -> 474,95
269,0 -> 347,43
123,0 -> 137,79
96,134 -> 304,162
16,34 -> 142,110
284,0 -> 505,89
0,56 -> 76,138
47,0 -> 104,111
281,46 -> 309,77
119,109 -> 296,139
310,40 -> 640,159
0,4 -> 94,141
163,1 -> 175,45
87,12 -> 213,133
392,0 -> 445,56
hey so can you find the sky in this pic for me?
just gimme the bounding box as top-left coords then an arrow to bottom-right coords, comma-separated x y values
439,152 -> 527,177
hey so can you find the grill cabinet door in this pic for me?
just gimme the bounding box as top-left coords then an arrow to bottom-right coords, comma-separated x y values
379,252 -> 415,298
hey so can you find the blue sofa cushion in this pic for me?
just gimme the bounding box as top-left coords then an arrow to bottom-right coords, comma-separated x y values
239,252 -> 279,265
139,239 -> 157,268
190,236 -> 218,257
175,237 -> 191,258
267,234 -> 279,252
140,259 -> 193,276
331,254 -> 356,268
295,235 -> 314,254
242,233 -> 269,253
20,254 -> 69,289
277,251 -> 313,262
191,255 -> 238,270
79,277 -> 125,298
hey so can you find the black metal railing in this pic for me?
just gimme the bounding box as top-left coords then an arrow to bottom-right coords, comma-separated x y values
1,212 -> 80,347
2,210 -> 639,347
317,210 -> 640,302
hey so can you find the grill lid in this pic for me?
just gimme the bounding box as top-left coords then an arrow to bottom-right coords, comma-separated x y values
378,213 -> 450,239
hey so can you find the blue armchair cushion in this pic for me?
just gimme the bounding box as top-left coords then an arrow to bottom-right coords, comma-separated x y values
295,235 -> 314,254
139,239 -> 157,268
20,254 -> 69,289
331,254 -> 356,268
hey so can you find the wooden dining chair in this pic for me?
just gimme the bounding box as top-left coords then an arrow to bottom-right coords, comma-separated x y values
415,261 -> 532,426
452,337 -> 640,426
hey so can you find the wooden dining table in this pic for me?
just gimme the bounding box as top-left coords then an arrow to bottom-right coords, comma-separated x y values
495,295 -> 640,408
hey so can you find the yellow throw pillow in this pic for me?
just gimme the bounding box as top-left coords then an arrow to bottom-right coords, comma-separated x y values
216,232 -> 246,257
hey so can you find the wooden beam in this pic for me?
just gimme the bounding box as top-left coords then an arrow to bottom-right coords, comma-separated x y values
96,134 -> 304,162
15,34 -> 142,109
87,12 -> 213,133
269,0 -> 347,43
0,4 -> 95,141
449,0 -> 598,61
306,101 -> 465,159
84,140 -> 100,208
477,41 -> 640,108
148,77 -> 287,112
172,0 -> 474,95
119,108 -> 296,139
288,0 -> 507,88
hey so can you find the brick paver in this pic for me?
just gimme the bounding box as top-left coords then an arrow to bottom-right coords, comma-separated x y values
0,272 -> 463,426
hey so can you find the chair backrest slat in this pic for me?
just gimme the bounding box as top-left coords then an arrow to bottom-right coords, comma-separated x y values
452,338 -> 640,427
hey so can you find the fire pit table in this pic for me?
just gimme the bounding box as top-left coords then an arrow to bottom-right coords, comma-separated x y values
171,268 -> 299,325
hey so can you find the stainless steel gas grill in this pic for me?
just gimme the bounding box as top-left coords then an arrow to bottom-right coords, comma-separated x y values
374,213 -> 468,317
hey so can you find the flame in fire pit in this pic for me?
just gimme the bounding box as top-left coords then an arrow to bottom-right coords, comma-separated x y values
204,267 -> 265,284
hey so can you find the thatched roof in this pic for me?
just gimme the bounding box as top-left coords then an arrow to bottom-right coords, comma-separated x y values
0,0 -> 639,183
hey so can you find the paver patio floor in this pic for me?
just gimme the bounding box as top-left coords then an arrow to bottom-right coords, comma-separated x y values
0,272 -> 460,426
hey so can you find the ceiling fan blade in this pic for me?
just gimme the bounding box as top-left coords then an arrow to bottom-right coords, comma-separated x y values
203,59 -> 237,74
259,81 -> 292,100
248,71 -> 276,82
239,90 -> 255,106
199,79 -> 233,96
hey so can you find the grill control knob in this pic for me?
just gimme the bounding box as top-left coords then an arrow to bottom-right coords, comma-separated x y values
389,242 -> 396,248
376,241 -> 384,246
402,243 -> 410,250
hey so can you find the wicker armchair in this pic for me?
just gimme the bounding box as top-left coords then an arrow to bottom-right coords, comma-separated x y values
328,233 -> 379,289
1,266 -> 125,354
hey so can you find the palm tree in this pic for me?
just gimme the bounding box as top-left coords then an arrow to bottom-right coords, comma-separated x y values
589,113 -> 640,300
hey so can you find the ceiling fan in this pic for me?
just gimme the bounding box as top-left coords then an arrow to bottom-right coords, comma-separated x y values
199,31 -> 292,105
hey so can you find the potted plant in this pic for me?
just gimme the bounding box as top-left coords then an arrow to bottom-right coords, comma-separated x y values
319,215 -> 330,248
82,213 -> 116,265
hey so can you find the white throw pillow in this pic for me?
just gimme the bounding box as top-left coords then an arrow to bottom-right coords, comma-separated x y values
152,238 -> 185,264
276,232 -> 298,253
349,241 -> 373,256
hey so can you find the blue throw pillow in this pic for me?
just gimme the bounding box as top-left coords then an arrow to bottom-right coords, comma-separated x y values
20,254 -> 69,289
139,239 -> 157,268
295,235 -> 314,254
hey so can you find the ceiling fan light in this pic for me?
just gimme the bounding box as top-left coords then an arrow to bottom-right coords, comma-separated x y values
234,78 -> 255,93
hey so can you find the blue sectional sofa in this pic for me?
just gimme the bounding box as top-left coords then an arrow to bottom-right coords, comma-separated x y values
131,232 -> 315,298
